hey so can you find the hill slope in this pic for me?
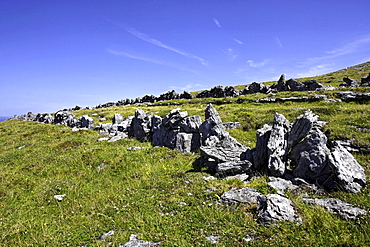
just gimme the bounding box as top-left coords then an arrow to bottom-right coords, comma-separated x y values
1,62 -> 370,246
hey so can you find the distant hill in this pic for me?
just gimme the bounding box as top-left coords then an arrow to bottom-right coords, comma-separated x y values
233,61 -> 370,91
0,116 -> 11,122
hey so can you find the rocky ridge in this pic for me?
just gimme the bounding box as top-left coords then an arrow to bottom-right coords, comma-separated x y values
12,103 -> 368,224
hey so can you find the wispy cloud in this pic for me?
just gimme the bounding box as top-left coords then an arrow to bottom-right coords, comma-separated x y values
213,18 -> 222,28
234,38 -> 244,45
247,59 -> 271,68
326,35 -> 370,56
275,37 -> 283,49
222,48 -> 238,61
108,20 -> 208,66
302,35 -> 370,65
296,63 -> 334,77
107,49 -> 199,74
170,83 -> 207,92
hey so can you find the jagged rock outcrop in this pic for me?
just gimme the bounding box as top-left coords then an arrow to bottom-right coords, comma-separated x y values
361,73 -> 370,87
77,115 -> 94,129
195,85 -> 239,98
341,77 -> 359,87
267,113 -> 290,177
328,141 -> 366,193
53,111 -> 77,127
11,102 -> 366,194
251,124 -> 271,171
242,82 -> 270,94
152,108 -> 202,153
199,104 -> 249,163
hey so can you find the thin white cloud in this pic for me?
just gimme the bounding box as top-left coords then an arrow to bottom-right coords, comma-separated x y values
234,38 -> 244,45
247,59 -> 271,68
213,18 -> 222,28
124,26 -> 208,66
222,48 -> 238,61
170,83 -> 207,92
275,37 -> 283,49
107,49 -> 199,74
326,35 -> 370,56
297,64 -> 334,78
303,35 -> 370,65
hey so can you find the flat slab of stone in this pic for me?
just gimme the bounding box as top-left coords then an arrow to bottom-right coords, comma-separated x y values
268,177 -> 299,195
303,198 -> 367,219
220,187 -> 261,205
215,160 -> 252,177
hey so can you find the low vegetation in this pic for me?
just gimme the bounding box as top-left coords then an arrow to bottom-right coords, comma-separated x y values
1,64 -> 370,246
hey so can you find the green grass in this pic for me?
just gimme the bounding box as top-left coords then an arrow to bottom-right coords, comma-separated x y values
1,63 -> 370,246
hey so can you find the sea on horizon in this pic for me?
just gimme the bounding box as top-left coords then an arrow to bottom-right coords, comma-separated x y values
0,116 -> 11,122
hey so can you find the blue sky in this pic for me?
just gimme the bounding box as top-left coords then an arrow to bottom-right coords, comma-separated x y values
1,0 -> 370,116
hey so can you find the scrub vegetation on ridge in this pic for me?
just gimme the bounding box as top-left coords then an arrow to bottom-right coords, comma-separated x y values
0,63 -> 370,246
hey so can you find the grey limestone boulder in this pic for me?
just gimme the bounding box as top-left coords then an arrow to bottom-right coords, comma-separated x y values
200,104 -> 248,162
290,128 -> 333,189
129,109 -> 153,142
286,79 -> 306,91
252,124 -> 272,170
343,77 -> 359,87
78,115 -> 94,129
162,108 -> 188,128
113,113 -> 124,125
268,177 -> 299,195
303,198 -> 367,219
215,160 -> 253,177
220,187 -> 261,205
287,109 -> 319,150
121,234 -> 161,247
361,73 -> 370,87
179,115 -> 202,133
267,113 -> 290,177
328,141 -> 366,193
257,194 -> 302,224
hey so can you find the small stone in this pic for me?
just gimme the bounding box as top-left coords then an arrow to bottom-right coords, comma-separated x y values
127,146 -> 145,151
97,137 -> 110,142
203,176 -> 216,182
54,194 -> 66,202
206,235 -> 219,243
204,187 -> 218,193
101,230 -> 115,241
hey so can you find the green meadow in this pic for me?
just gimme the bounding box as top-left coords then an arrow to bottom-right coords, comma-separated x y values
1,63 -> 370,246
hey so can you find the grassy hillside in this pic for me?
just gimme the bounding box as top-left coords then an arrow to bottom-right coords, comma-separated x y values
233,61 -> 370,90
1,63 -> 370,246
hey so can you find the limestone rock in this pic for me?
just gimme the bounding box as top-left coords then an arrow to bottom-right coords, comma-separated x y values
267,113 -> 290,176
113,113 -> 124,125
343,77 -> 359,87
287,109 -> 319,149
179,115 -> 202,133
328,141 -> 366,193
252,124 -> 272,170
78,115 -> 94,129
121,234 -> 161,247
220,187 -> 261,205
215,160 -> 252,177
360,73 -> 370,87
257,194 -> 302,224
303,198 -> 367,219
268,177 -> 299,195
290,128 -> 333,189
